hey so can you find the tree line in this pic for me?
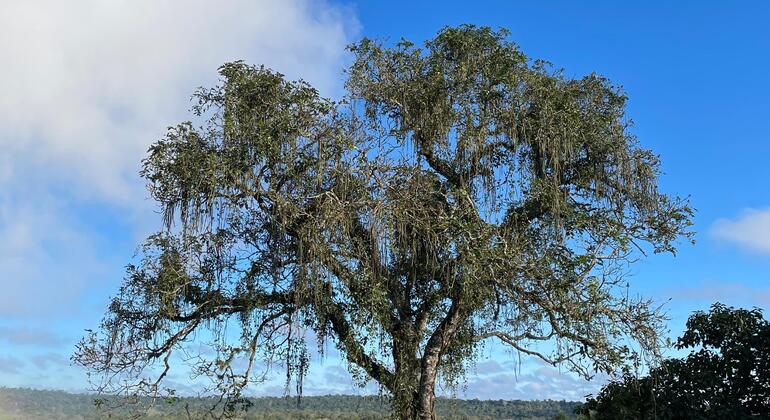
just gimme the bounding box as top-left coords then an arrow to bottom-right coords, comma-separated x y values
0,388 -> 578,419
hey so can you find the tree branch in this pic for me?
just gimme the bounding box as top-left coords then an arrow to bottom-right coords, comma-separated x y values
324,297 -> 396,390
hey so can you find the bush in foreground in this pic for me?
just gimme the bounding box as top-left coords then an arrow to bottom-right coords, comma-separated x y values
578,303 -> 770,419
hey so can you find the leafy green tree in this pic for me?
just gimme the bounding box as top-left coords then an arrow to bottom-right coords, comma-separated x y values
578,303 -> 770,419
75,25 -> 692,419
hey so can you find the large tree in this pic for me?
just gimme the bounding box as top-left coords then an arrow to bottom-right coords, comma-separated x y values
75,25 -> 692,419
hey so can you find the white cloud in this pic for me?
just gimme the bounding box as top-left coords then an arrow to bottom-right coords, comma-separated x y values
0,0 -> 357,203
712,208 -> 770,255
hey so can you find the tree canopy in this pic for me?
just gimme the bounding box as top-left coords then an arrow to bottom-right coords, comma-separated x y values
75,25 -> 693,419
578,303 -> 770,419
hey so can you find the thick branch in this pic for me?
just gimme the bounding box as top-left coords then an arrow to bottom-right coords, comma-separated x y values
414,131 -> 463,187
324,297 -> 396,390
168,290 -> 293,323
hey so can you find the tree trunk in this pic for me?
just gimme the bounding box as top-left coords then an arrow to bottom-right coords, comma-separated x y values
392,325 -> 422,420
391,374 -> 421,419
391,332 -> 457,418
415,347 -> 440,419
391,298 -> 466,419
412,300 -> 466,420
391,367 -> 436,420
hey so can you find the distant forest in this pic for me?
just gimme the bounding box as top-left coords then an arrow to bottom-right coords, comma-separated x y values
0,387 -> 579,419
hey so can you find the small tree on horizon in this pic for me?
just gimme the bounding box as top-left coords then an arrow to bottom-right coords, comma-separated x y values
75,25 -> 693,420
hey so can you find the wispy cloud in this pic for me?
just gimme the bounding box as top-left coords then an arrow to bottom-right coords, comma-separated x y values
665,281 -> 770,308
28,353 -> 70,371
458,360 -> 604,400
0,356 -> 24,375
712,208 -> 770,256
0,326 -> 66,348
0,192 -> 112,318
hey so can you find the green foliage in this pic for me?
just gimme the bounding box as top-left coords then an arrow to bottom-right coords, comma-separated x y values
577,303 -> 770,419
75,25 -> 692,419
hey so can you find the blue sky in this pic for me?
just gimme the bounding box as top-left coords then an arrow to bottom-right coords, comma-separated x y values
0,0 -> 768,401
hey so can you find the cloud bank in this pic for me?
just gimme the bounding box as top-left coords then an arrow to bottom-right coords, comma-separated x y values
0,0 -> 357,201
712,208 -> 770,256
